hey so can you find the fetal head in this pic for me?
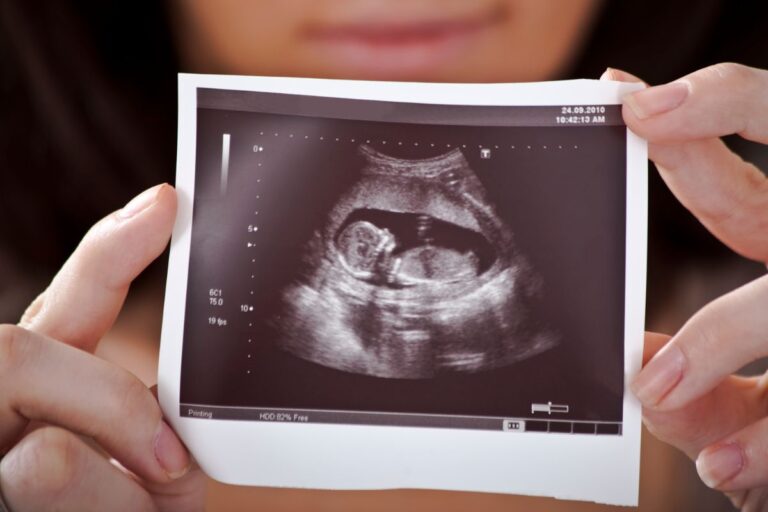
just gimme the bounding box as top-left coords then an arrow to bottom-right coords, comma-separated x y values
336,220 -> 392,273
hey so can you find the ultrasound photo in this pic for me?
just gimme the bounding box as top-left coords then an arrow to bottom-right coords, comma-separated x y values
177,87 -> 629,435
162,76 -> 647,506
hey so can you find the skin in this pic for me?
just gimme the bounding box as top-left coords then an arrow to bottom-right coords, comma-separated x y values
1,1 -> 768,509
0,185 -> 206,511
606,64 -> 768,511
173,0 -> 602,82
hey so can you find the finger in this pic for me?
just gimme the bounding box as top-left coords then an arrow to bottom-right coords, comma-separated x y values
639,335 -> 764,464
695,414 -> 768,493
145,387 -> 208,512
622,63 -> 768,143
637,336 -> 761,473
643,331 -> 671,364
607,66 -> 768,262
146,467 -> 207,512
718,485 -> 766,511
599,67 -> 647,86
0,324 -> 190,484
631,274 -> 768,411
19,184 -> 177,352
0,427 -> 156,512
719,486 -> 768,512
641,374 -> 764,459
651,138 -> 768,262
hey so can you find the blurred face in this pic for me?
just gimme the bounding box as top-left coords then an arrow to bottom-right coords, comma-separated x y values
174,0 -> 601,82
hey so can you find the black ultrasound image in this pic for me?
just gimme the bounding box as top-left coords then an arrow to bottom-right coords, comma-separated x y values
179,89 -> 627,431
278,144 -> 554,378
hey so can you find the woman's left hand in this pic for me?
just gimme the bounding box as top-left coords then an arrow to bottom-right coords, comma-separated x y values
604,63 -> 768,510
0,185 -> 207,512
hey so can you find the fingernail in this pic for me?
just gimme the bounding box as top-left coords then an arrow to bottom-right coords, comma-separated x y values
630,345 -> 686,407
624,81 -> 689,119
154,420 -> 191,480
600,67 -> 614,80
696,443 -> 744,489
117,184 -> 164,220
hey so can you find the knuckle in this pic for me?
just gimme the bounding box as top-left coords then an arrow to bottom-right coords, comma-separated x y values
698,298 -> 759,360
2,427 -> 81,500
700,62 -> 760,115
686,311 -> 725,362
695,63 -> 768,141
702,62 -> 756,87
81,366 -> 158,446
108,371 -> 159,433
0,324 -> 37,377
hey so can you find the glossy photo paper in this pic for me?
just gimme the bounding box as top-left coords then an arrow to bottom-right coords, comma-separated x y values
160,74 -> 647,506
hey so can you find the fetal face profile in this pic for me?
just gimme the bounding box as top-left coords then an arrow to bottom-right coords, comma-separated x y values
277,144 -> 555,378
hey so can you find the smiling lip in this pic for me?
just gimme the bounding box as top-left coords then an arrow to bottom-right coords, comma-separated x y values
302,10 -> 505,78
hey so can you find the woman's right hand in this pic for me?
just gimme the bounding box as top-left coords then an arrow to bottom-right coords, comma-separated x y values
0,184 -> 206,512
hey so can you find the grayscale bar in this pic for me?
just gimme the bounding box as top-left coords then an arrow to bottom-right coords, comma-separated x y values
220,133 -> 230,195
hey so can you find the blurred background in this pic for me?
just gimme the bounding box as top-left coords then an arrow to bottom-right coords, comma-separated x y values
1,1 -> 768,510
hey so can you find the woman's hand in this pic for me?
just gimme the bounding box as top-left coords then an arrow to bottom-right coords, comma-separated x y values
0,184 -> 206,512
604,64 -> 768,510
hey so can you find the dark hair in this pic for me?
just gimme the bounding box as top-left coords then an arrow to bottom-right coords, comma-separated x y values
1,0 -> 767,320
0,1 -> 178,317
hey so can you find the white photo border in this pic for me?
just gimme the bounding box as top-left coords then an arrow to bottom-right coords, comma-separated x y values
159,74 -> 647,506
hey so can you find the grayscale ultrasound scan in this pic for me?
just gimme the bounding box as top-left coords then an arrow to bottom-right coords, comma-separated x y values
279,144 -> 554,378
177,87 -> 629,435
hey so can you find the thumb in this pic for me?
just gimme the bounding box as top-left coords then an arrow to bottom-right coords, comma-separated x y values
19,184 -> 177,351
